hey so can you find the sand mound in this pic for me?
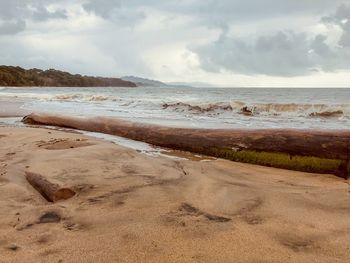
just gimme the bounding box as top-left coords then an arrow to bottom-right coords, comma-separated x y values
36,138 -> 94,150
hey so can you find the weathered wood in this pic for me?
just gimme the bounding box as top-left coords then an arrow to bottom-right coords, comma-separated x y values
25,172 -> 75,202
23,113 -> 350,178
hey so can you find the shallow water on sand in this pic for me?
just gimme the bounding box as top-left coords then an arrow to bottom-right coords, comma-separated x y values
1,87 -> 349,129
0,117 -> 187,160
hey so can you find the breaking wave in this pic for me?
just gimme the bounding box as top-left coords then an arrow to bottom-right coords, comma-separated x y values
162,101 -> 349,118
0,92 -> 117,102
163,102 -> 235,112
53,94 -> 112,102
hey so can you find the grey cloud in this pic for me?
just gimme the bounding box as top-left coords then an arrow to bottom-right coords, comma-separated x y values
81,0 -> 347,30
0,1 -> 25,20
171,0 -> 346,27
83,0 -> 346,20
192,3 -> 350,76
31,6 -> 67,22
322,3 -> 350,22
1,0 -> 350,78
308,34 -> 350,72
339,23 -> 350,47
322,4 -> 350,47
82,0 -> 349,77
310,35 -> 332,58
83,0 -> 145,26
0,20 -> 25,35
0,0 -> 68,34
193,31 -> 316,76
83,0 -> 122,18
334,5 -> 350,48
193,30 -> 350,76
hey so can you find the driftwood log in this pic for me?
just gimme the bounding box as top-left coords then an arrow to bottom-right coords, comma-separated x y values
23,113 -> 350,178
25,172 -> 76,202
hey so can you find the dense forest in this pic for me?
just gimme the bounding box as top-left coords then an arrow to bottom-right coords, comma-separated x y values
0,66 -> 137,87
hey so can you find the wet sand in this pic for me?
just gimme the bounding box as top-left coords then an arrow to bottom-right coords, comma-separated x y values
1,127 -> 350,262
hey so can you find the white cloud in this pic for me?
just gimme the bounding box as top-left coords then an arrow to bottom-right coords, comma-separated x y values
0,0 -> 349,86
192,3 -> 350,77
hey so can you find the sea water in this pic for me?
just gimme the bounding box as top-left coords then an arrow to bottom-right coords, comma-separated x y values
0,86 -> 349,129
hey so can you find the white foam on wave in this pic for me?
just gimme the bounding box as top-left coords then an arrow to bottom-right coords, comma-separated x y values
0,92 -> 54,100
7,89 -> 347,119
162,101 -> 350,118
1,87 -> 349,130
0,91 -> 119,103
53,94 -> 114,102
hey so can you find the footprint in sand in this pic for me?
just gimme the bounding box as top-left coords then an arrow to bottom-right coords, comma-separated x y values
163,203 -> 231,227
277,233 -> 318,252
179,203 -> 231,222
38,211 -> 61,224
16,211 -> 62,231
63,221 -> 88,232
0,177 -> 9,186
5,244 -> 20,251
36,234 -> 51,245
36,138 -> 94,150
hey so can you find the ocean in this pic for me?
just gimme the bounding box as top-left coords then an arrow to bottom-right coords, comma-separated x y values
0,86 -> 349,129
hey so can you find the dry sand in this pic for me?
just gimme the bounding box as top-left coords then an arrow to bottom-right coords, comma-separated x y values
0,126 -> 350,262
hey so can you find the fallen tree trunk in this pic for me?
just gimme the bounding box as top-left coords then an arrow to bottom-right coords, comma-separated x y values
25,172 -> 76,202
23,113 -> 350,178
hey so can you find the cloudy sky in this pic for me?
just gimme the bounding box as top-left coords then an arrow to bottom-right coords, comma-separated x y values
0,0 -> 350,87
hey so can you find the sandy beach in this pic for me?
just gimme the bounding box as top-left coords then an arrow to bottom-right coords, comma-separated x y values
1,0 -> 350,261
1,126 -> 350,262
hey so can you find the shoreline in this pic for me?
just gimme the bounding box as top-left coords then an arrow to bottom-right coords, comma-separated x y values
0,126 -> 350,262
1,99 -> 349,178
1,88 -> 350,130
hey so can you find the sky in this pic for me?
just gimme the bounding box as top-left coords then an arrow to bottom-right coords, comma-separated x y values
0,0 -> 350,87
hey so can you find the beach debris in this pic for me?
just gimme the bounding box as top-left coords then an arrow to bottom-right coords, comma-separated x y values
25,172 -> 76,202
6,244 -> 19,251
38,211 -> 61,224
240,106 -> 254,116
179,203 -> 231,223
22,113 -> 350,178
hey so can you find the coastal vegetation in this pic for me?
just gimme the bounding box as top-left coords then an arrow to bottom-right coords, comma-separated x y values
0,66 -> 136,87
205,147 -> 346,176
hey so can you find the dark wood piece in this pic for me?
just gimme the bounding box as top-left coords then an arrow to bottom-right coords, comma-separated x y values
23,113 -> 350,178
25,171 -> 75,202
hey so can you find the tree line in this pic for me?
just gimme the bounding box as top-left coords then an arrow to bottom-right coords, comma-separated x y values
0,66 -> 137,87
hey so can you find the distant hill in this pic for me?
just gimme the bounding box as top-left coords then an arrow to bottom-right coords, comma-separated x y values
0,66 -> 136,87
167,81 -> 213,88
121,76 -> 167,87
122,76 -> 194,88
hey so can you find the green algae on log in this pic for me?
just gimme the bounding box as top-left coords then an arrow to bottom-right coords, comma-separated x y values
206,148 -> 344,175
22,113 -> 350,178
